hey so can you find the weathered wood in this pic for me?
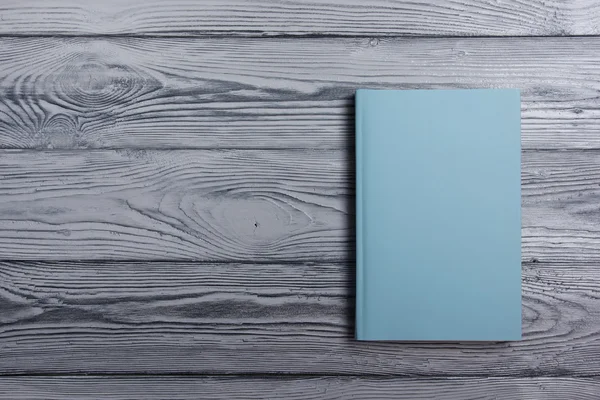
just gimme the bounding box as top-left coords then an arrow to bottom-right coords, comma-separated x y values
0,149 -> 350,261
1,260 -> 600,375
1,376 -> 599,400
1,37 -> 600,150
1,149 -> 600,262
1,0 -> 600,37
522,151 -> 600,263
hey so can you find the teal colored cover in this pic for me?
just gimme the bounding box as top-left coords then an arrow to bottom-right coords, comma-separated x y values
355,89 -> 521,341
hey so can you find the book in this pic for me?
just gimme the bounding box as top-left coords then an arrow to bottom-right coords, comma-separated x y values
355,89 -> 521,341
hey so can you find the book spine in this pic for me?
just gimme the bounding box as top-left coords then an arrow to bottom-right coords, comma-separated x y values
355,90 -> 365,340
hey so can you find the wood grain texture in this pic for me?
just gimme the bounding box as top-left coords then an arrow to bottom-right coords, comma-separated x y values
1,0 -> 600,37
522,151 -> 600,263
1,149 -> 600,262
1,260 -> 600,375
2,36 -> 600,150
0,149 -> 351,261
1,376 -> 599,400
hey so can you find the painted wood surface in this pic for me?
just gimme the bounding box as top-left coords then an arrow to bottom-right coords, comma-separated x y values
1,0 -> 600,37
2,0 -> 600,396
0,149 -> 350,261
0,149 -> 599,262
1,376 -> 599,400
1,260 -> 599,375
1,37 -> 600,150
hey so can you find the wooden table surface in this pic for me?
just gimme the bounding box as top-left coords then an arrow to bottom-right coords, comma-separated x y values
2,1 -> 600,399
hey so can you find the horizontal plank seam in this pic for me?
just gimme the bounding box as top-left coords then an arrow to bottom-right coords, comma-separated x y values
521,148 -> 600,153
0,148 -> 597,154
1,33 -> 600,40
0,258 -> 349,265
1,372 -> 599,379
0,147 -> 353,152
0,259 -> 586,266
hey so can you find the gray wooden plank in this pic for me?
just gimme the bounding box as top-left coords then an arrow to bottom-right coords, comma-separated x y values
0,150 -> 600,262
1,0 -> 599,37
0,149 -> 350,261
1,376 -> 599,400
522,150 -> 600,263
1,36 -> 600,150
1,260 -> 600,375
1,149 -> 600,262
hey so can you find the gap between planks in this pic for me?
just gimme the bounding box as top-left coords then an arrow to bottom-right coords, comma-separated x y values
2,34 -> 600,39
1,372 -> 599,379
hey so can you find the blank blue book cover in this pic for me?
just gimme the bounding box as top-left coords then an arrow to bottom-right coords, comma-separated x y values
355,89 -> 521,341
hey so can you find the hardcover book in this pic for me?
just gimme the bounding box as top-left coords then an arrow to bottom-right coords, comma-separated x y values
355,89 -> 521,341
